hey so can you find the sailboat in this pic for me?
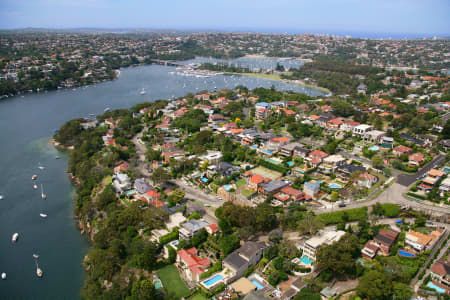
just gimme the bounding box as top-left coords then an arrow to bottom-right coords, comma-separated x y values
35,260 -> 43,278
140,88 -> 146,95
37,163 -> 45,170
41,184 -> 46,199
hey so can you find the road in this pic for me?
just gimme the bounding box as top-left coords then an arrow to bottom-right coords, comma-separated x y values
131,126 -> 152,177
169,179 -> 225,208
397,154 -> 446,187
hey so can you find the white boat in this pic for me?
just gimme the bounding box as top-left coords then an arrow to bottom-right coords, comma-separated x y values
0,195 -> 3,200
1,273 -> 6,280
32,175 -> 38,180
33,184 -> 38,189
36,261 -> 43,278
40,213 -> 47,218
33,254 -> 39,259
104,107 -> 110,112
12,233 -> 19,243
140,88 -> 146,95
41,184 -> 46,199
37,163 -> 45,170
55,156 -> 60,159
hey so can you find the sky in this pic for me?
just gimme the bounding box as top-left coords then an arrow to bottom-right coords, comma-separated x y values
0,0 -> 449,37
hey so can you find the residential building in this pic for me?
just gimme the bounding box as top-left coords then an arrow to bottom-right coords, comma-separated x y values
363,130 -> 386,143
419,169 -> 446,191
248,174 -> 264,191
134,178 -> 153,194
430,259 -> 450,294
274,186 -> 306,203
177,247 -> 210,283
358,173 -> 378,188
439,177 -> 450,194
216,161 -> 240,177
405,229 -> 445,252
179,219 -> 209,240
361,229 -> 399,259
393,145 -> 413,156
408,152 -> 425,167
302,230 -> 346,261
336,164 -> 365,180
353,124 -> 373,136
280,142 -> 304,157
381,136 -> 394,148
304,180 -> 321,199
112,172 -> 131,193
223,241 -> 267,283
318,155 -> 346,174
259,180 -> 289,195
341,120 -> 360,132
199,151 -> 223,164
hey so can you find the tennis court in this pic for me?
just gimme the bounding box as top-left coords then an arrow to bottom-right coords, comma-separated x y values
250,166 -> 282,180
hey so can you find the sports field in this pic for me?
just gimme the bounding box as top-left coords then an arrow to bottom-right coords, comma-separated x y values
250,166 -> 282,180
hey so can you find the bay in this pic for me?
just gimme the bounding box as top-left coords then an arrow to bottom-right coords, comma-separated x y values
0,59 -> 324,299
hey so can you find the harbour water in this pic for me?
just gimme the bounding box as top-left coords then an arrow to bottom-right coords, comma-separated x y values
0,58 -> 324,298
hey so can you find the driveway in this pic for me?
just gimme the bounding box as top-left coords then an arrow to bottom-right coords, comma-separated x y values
397,155 -> 445,187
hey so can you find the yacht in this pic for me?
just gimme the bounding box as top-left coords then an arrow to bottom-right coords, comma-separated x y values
33,254 -> 39,259
1,273 -> 6,280
0,195 -> 3,200
12,233 -> 19,243
37,163 -> 45,170
36,261 -> 43,278
40,213 -> 48,218
104,107 -> 110,112
33,184 -> 38,190
41,184 -> 46,199
140,88 -> 146,95
32,175 -> 38,180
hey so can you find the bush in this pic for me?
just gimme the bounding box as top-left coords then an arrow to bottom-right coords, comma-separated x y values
159,228 -> 179,245
259,159 -> 289,173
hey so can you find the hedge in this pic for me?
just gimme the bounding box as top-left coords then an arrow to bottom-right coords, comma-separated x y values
200,260 -> 222,279
159,228 -> 179,245
407,192 -> 427,200
318,207 -> 368,225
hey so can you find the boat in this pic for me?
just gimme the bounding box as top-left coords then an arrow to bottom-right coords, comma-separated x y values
0,195 -> 3,200
12,233 -> 19,243
140,88 -> 146,95
33,184 -> 38,190
40,213 -> 48,218
104,107 -> 110,112
36,261 -> 43,278
55,156 -> 60,159
32,175 -> 38,180
41,184 -> 46,199
1,273 -> 6,280
33,254 -> 39,259
37,163 -> 45,170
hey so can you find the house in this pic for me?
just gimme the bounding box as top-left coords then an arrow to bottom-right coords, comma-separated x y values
134,178 -> 153,194
363,130 -> 386,144
199,151 -> 223,165
281,278 -> 307,300
353,124 -> 373,136
249,174 -> 264,190
280,142 -> 305,157
439,139 -> 450,150
114,162 -> 129,173
230,278 -> 258,296
144,190 -> 160,202
336,164 -> 365,180
308,150 -> 329,162
179,219 -> 209,240
205,223 -> 219,235
166,212 -> 187,231
430,259 -> 450,294
302,230 -> 346,261
357,83 -> 367,94
223,241 -> 267,283
320,286 -> 338,300
177,247 -> 210,283
419,169 -> 446,191
405,229 -> 445,252
393,145 -> 412,156
318,155 -> 346,174
400,133 -> 425,147
274,186 -> 305,203
358,173 -> 378,188
408,152 -> 425,167
361,229 -> 399,259
381,136 -> 394,148
112,173 -> 131,193
259,180 -> 289,195
439,177 -> 450,194
266,136 -> 291,152
216,161 -> 240,177
341,120 -> 360,132
304,180 -> 321,199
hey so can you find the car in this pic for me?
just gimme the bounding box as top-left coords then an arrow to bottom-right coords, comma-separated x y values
338,203 -> 346,208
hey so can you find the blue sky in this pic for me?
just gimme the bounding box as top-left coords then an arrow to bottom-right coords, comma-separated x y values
1,0 -> 449,37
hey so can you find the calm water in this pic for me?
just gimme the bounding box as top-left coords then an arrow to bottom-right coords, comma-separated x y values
0,59 -> 324,299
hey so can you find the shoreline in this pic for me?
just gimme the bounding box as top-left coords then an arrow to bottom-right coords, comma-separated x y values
244,54 -> 313,62
225,71 -> 332,94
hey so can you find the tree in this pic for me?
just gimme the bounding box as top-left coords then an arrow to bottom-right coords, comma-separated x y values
218,234 -> 240,256
130,279 -> 155,300
392,282 -> 413,300
151,167 -> 170,186
297,214 -> 324,236
371,154 -> 384,169
330,191 -> 339,202
357,270 -> 393,300
316,234 -> 360,278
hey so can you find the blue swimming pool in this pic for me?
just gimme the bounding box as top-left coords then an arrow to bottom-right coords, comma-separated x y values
300,256 -> 313,265
427,282 -> 446,293
201,177 -> 208,183
287,161 -> 294,166
224,184 -> 231,191
398,250 -> 416,258
154,281 -> 162,289
251,280 -> 264,290
203,274 -> 224,287
369,146 -> 379,151
328,183 -> 342,189
125,189 -> 136,195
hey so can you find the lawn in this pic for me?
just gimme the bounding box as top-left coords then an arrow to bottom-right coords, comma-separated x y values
241,188 -> 256,197
236,178 -> 247,188
157,265 -> 190,299
190,293 -> 209,300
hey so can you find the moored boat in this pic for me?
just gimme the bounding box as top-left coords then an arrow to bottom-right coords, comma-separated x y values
12,233 -> 19,243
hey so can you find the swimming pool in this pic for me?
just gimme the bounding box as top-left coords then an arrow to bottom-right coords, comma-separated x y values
398,250 -> 416,258
201,177 -> 208,183
251,280 -> 264,290
369,146 -> 379,151
203,274 -> 224,287
300,256 -> 313,265
125,189 -> 136,195
154,281 -> 162,289
427,282 -> 446,293
328,183 -> 342,189
224,184 -> 231,191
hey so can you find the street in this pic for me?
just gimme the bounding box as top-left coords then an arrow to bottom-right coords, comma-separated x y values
397,154 -> 446,187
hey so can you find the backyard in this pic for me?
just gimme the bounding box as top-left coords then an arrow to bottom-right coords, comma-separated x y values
157,265 -> 191,299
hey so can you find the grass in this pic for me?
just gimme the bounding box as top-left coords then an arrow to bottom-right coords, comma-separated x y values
236,178 -> 247,188
251,166 -> 282,180
103,175 -> 112,186
157,265 -> 190,299
318,207 -> 368,225
241,188 -> 256,197
190,294 -> 209,300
